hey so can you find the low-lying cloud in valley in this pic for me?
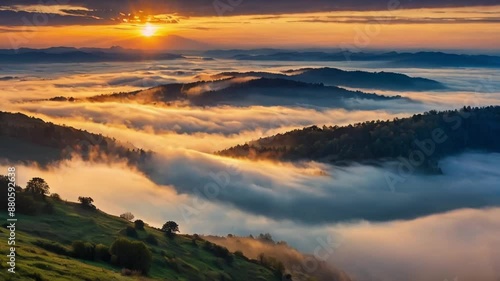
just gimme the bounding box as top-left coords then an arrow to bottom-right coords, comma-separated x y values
2,153 -> 499,281
1,60 -> 500,281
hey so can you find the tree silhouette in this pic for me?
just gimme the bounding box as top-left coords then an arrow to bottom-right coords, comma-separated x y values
162,221 -> 179,236
25,177 -> 50,198
120,212 -> 134,221
78,196 -> 95,209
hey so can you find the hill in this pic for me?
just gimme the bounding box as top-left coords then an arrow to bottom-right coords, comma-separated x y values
53,77 -> 409,109
219,106 -> 500,172
210,67 -> 446,91
0,191 -> 284,281
0,111 -> 150,166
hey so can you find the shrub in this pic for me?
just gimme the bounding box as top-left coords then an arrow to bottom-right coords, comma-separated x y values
145,234 -> 158,245
42,202 -> 54,214
33,240 -> 70,256
49,193 -> 62,201
72,240 -> 95,260
27,272 -> 45,281
94,244 -> 111,262
17,194 -> 38,215
110,238 -> 152,274
134,219 -> 145,230
125,226 -> 138,238
234,251 -> 247,260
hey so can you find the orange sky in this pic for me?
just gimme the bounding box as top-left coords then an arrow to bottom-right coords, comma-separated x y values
1,6 -> 499,50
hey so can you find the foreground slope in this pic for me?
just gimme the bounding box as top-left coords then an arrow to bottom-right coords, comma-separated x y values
0,197 -> 282,281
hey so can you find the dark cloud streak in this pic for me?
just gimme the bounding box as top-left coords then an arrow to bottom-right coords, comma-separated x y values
0,0 -> 498,26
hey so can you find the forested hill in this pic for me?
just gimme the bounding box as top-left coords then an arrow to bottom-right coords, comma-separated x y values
0,111 -> 150,165
219,106 -> 500,170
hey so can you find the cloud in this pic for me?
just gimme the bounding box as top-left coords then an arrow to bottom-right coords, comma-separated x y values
331,208 -> 500,281
2,159 -> 498,281
0,0 -> 499,26
144,152 -> 500,224
290,16 -> 500,24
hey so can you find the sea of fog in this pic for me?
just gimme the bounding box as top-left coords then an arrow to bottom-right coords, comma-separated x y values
1,58 -> 499,281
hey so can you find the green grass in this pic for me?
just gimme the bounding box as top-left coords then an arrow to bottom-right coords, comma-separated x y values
0,199 -> 281,281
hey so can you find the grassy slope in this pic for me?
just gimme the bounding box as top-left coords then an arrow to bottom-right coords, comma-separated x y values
0,199 -> 280,281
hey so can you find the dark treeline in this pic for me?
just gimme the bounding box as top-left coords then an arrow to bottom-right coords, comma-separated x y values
219,106 -> 500,170
0,112 -> 151,166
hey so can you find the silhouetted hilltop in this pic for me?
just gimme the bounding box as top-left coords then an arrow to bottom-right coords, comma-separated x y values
212,67 -> 446,91
56,77 -> 409,109
229,51 -> 500,68
0,47 -> 184,63
189,78 -> 406,107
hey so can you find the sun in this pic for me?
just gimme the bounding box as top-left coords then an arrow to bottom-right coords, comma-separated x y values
141,23 -> 157,37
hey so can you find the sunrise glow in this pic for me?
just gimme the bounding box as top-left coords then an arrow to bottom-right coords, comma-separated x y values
141,23 -> 157,37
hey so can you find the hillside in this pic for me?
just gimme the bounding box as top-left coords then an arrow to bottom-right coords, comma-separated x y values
0,191 -> 284,281
219,106 -> 500,171
0,112 -> 150,166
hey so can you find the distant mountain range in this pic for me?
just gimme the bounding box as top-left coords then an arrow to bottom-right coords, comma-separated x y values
219,106 -> 500,172
209,50 -> 500,68
209,67 -> 446,91
0,46 -> 184,63
1,46 -> 498,67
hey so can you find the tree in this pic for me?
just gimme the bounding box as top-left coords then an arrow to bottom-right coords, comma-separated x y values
134,219 -> 145,230
161,221 -> 179,236
78,196 -> 95,209
25,177 -> 50,198
120,212 -> 134,221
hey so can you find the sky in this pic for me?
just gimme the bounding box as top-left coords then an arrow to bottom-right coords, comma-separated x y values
0,0 -> 499,50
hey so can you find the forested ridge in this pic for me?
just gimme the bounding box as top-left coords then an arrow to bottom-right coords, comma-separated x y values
219,106 -> 500,169
0,111 -> 150,165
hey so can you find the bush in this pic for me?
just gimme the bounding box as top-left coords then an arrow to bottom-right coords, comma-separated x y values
27,272 -> 45,281
203,241 -> 233,265
33,240 -> 70,256
125,226 -> 138,238
42,202 -> 54,214
49,193 -> 62,201
145,234 -> 158,245
72,240 -> 95,260
234,250 -> 247,260
17,194 -> 38,215
134,220 -> 145,230
110,238 -> 152,274
94,244 -> 111,262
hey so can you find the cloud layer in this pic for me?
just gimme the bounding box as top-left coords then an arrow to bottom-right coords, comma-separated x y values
0,0 -> 499,25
